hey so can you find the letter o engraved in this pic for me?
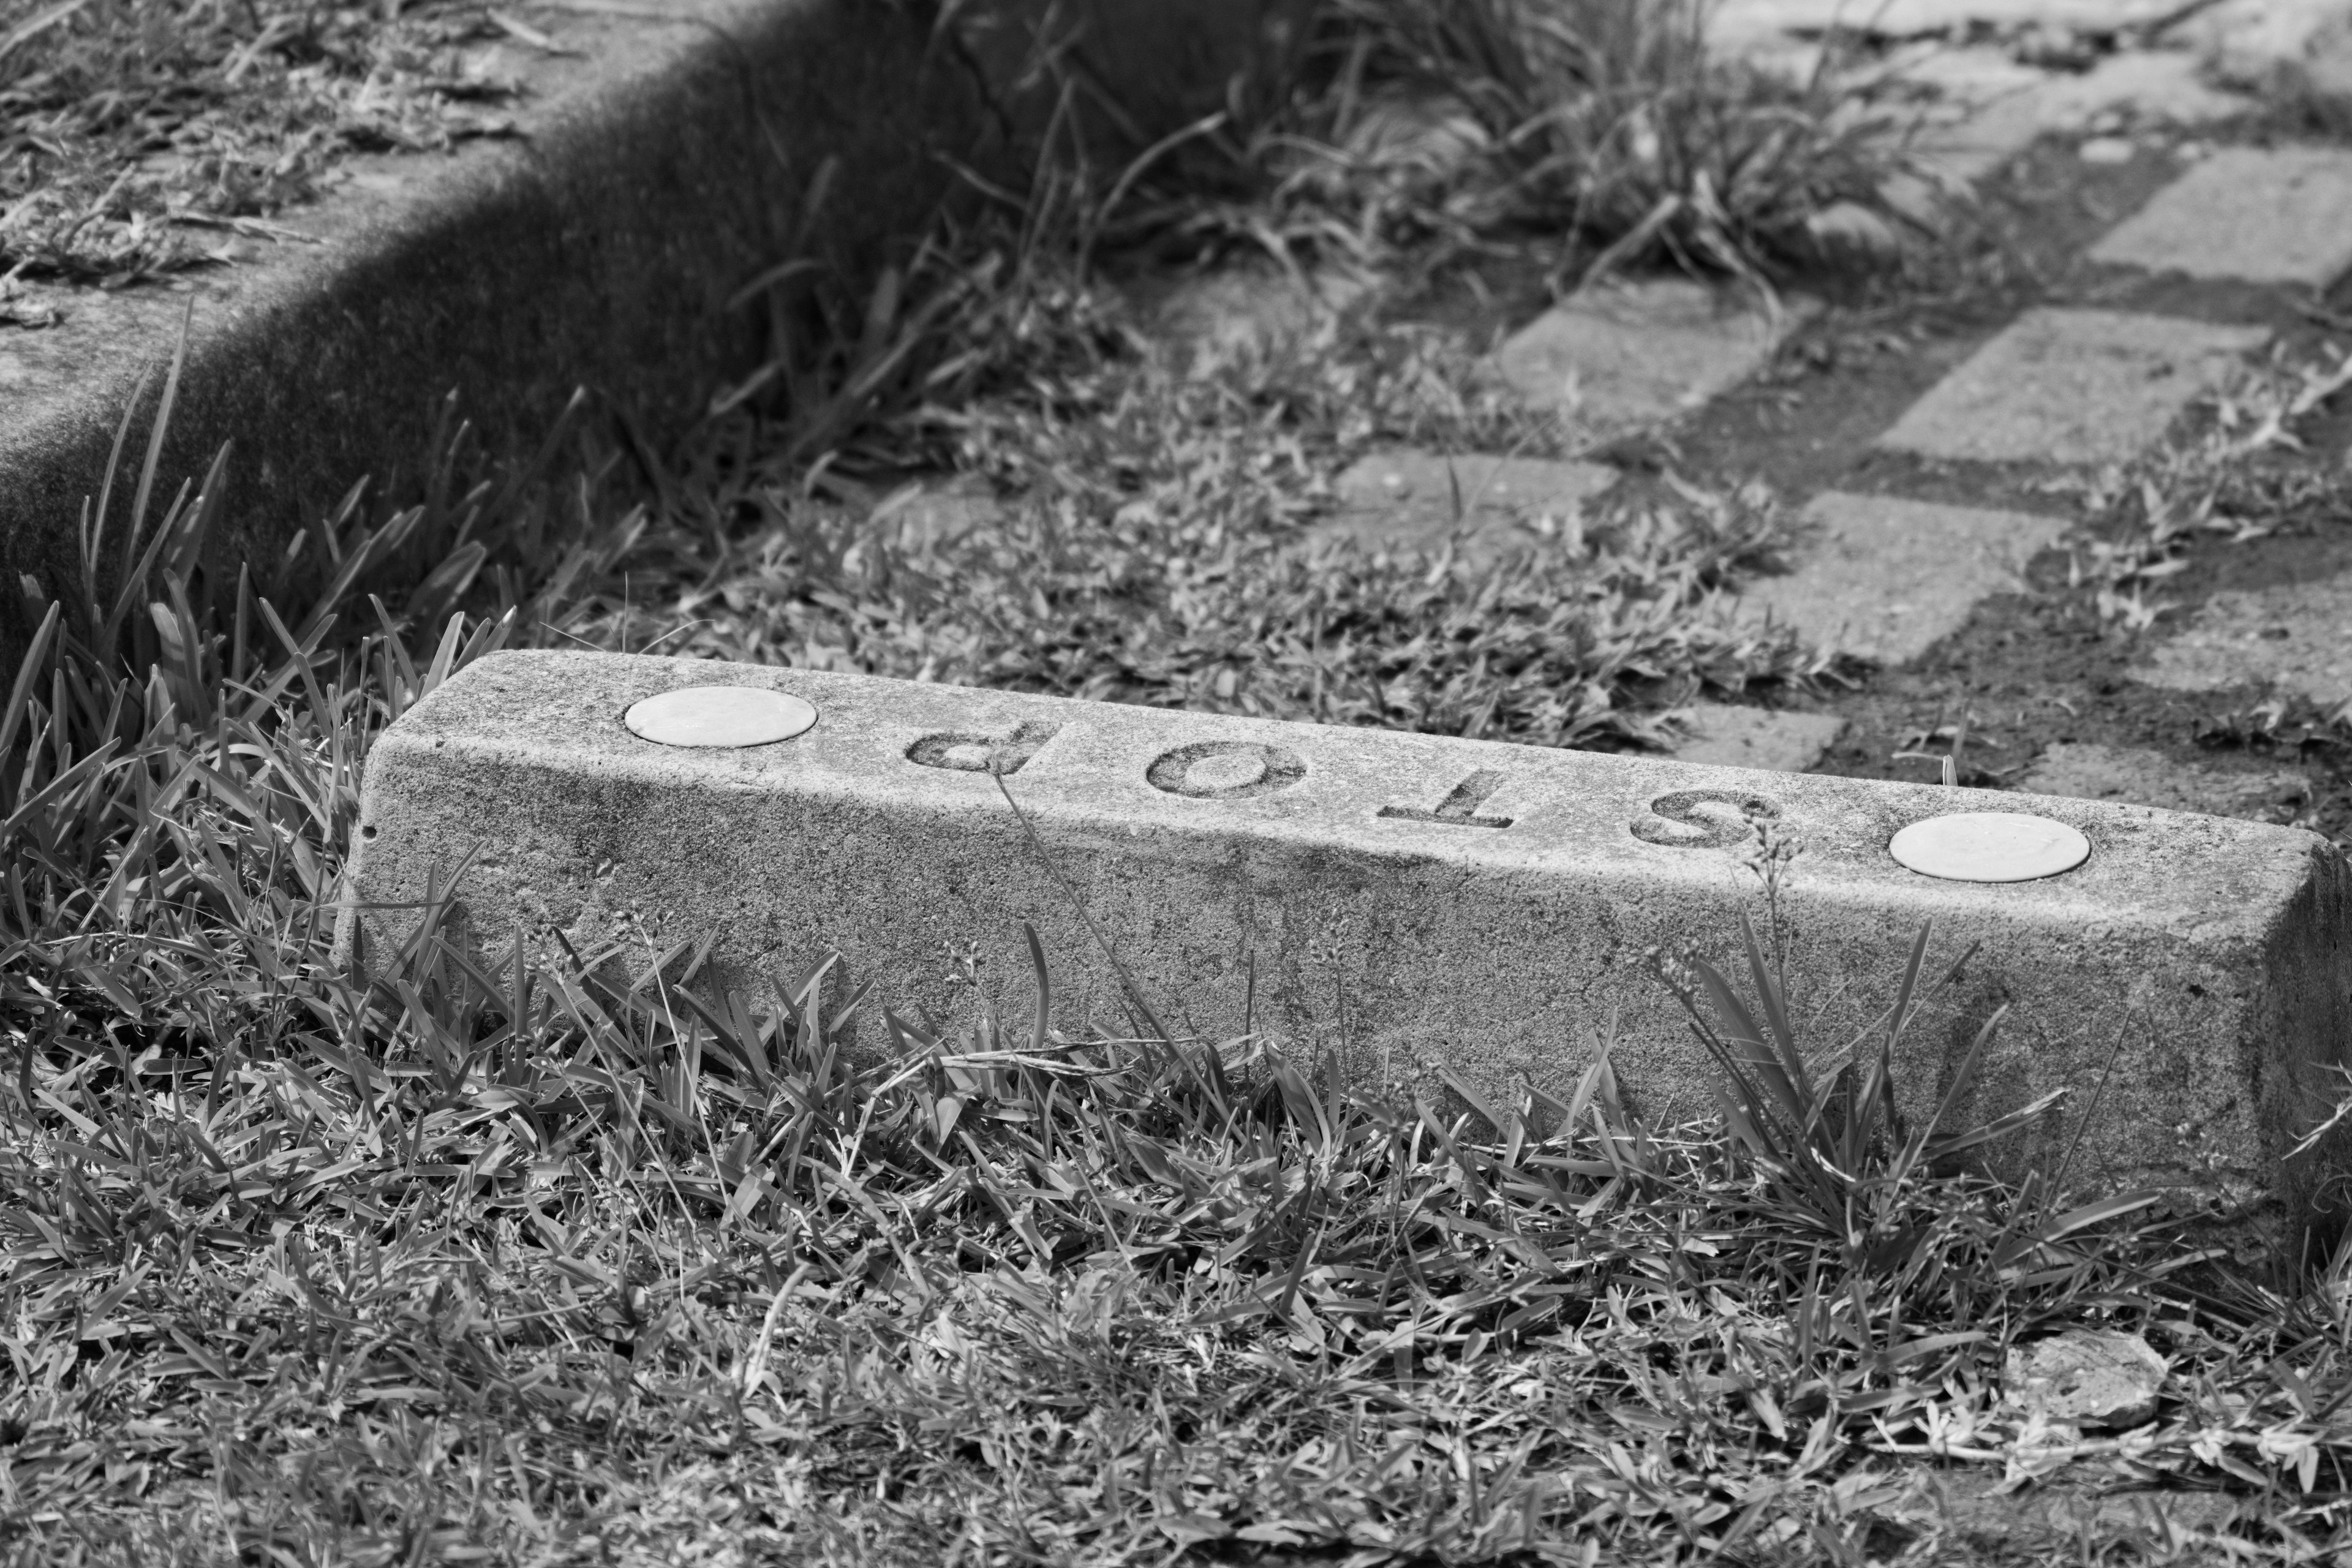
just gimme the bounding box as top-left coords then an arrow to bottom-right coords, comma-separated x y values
1631,788 -> 1779,850
1146,741 -> 1308,800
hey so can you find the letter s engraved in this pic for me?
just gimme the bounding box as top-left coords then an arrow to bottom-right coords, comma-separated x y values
1631,788 -> 1779,850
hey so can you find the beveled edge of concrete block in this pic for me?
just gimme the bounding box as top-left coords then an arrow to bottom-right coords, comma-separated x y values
0,0 -> 1310,671
0,0 -> 993,668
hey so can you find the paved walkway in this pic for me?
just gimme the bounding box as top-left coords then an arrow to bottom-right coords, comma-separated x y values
1133,5 -> 2352,839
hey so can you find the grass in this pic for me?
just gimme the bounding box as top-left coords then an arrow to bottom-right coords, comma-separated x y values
0,0 -> 521,293
6,340 -> 2352,1568
11,1 -> 2352,1562
1098,0 -> 1943,295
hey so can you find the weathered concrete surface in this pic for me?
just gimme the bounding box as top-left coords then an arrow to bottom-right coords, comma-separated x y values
2021,742 -> 2309,823
1494,280 -> 1811,441
0,0 -> 1308,669
1667,703 -> 1845,773
2132,576 -> 2352,705
1877,309 -> 2268,465
348,650 -> 2352,1238
2088,147 -> 2352,285
1740,492 -> 2067,665
1320,450 -> 1618,555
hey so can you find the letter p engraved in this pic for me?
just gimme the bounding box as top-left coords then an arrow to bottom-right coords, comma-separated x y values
906,720 -> 1061,776
1632,788 -> 1779,850
1378,770 -> 1512,829
1147,741 -> 1307,800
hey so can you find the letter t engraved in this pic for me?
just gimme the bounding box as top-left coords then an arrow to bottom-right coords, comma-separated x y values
1378,770 -> 1513,829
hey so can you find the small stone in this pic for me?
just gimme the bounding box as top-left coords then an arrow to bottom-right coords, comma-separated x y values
2005,1329 -> 2168,1430
2078,135 -> 2137,164
1876,308 -> 2269,465
1738,492 -> 2066,666
624,686 -> 818,748
1665,704 -> 1844,773
2087,146 -> 2352,286
1493,278 -> 1811,440
2132,575 -> 2352,705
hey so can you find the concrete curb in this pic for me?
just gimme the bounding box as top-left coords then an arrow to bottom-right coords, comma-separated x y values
0,0 -> 1304,667
349,650 -> 2352,1242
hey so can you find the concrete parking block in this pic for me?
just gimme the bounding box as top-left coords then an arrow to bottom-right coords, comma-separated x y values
1666,704 -> 1845,772
2088,147 -> 2352,285
1319,449 -> 1618,554
1876,309 -> 2269,465
2020,742 -> 2309,823
1494,279 -> 1811,440
1740,492 -> 2068,666
349,650 -> 2352,1234
2133,575 -> 2352,706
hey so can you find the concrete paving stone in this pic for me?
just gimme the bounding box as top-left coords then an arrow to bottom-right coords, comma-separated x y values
2132,575 -> 2352,706
1739,492 -> 2068,665
349,650 -> 2352,1235
1318,449 -> 1619,554
869,475 -> 1003,554
2187,0 -> 2352,88
1493,279 -> 1812,440
2089,146 -> 2352,285
1665,703 -> 1845,772
1875,308 -> 2270,465
2019,742 -> 2309,821
1709,0 -> 2185,48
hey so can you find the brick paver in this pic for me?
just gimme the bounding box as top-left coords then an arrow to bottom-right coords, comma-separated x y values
1494,279 -> 1809,440
2019,741 -> 2309,823
1321,450 -> 1618,554
1668,703 -> 1845,773
1739,492 -> 2068,666
2087,146 -> 2352,285
1876,309 -> 2269,466
2132,575 -> 2352,706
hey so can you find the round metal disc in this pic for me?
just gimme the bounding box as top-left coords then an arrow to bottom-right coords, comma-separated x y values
625,685 -> 816,748
1888,811 -> 2090,883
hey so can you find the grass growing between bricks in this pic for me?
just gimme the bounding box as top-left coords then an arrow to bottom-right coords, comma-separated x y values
18,5 -> 2352,1563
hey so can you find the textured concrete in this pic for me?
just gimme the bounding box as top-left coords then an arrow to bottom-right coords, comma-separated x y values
1740,492 -> 2068,666
2088,147 -> 2352,285
349,650 -> 2352,1237
1494,280 -> 1811,440
2132,576 -> 2352,706
0,0 -> 1307,669
2020,742 -> 2309,823
1319,450 -> 1618,554
1877,309 -> 2269,465
1666,704 -> 1845,773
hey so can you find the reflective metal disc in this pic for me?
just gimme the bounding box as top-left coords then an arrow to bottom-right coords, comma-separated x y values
625,685 -> 816,748
1888,811 -> 2090,883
